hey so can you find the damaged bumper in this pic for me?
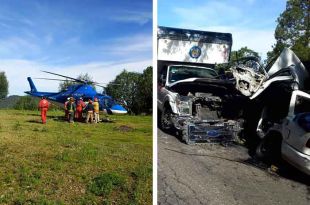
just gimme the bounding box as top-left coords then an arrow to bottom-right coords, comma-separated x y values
173,116 -> 242,144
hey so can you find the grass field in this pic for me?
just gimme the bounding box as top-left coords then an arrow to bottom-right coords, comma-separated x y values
0,110 -> 152,205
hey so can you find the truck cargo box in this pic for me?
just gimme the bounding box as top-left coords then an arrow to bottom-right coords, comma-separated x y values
158,26 -> 233,64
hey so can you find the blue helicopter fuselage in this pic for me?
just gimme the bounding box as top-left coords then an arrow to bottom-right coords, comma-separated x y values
25,77 -> 127,114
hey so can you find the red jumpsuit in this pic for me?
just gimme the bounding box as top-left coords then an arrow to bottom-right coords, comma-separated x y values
38,99 -> 50,124
75,100 -> 85,121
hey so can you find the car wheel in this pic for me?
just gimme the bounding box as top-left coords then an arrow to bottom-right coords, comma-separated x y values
256,138 -> 272,159
256,134 -> 282,161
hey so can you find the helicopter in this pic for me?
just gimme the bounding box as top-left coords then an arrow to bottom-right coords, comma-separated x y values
25,70 -> 127,114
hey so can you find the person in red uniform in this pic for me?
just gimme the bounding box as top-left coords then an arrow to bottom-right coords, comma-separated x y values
38,96 -> 50,124
75,97 -> 86,121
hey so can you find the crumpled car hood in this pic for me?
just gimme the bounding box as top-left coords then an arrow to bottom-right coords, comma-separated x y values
231,48 -> 309,98
267,48 -> 309,89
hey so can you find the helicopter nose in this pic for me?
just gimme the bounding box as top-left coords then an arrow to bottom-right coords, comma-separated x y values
110,104 -> 127,114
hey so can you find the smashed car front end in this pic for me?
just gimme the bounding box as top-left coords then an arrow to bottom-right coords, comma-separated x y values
167,78 -> 245,144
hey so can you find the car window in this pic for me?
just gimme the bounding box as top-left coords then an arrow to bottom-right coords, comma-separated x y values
294,96 -> 310,114
168,66 -> 217,83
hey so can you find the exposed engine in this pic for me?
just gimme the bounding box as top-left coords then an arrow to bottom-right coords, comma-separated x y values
191,92 -> 222,121
231,65 -> 266,96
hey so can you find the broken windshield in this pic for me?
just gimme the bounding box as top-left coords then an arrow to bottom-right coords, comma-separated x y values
168,66 -> 218,83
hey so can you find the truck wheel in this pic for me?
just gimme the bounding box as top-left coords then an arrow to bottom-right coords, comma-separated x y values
160,106 -> 173,131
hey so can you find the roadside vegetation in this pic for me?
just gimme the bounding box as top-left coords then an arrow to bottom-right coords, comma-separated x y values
0,110 -> 152,204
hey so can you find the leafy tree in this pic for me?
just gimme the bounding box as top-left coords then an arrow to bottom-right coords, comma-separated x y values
267,0 -> 310,62
137,66 -> 153,114
0,72 -> 9,99
58,73 -> 96,91
106,70 -> 142,114
230,47 -> 260,62
106,67 -> 153,115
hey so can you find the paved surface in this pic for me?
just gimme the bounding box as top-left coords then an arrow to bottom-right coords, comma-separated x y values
158,129 -> 310,205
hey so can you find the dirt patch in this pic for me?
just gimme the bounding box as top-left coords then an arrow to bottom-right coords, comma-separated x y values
116,125 -> 134,132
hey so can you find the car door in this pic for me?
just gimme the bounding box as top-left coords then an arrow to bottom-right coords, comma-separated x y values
283,90 -> 310,153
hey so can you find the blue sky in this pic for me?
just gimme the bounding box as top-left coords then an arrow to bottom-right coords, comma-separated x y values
0,0 -> 152,95
158,0 -> 286,60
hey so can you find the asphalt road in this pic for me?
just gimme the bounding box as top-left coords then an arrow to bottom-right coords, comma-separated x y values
158,128 -> 310,205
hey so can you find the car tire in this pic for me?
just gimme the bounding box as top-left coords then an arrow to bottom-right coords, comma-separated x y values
256,134 -> 282,162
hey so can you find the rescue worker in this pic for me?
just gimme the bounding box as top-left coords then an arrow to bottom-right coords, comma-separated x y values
85,99 -> 94,123
93,97 -> 100,123
64,97 -> 70,120
38,96 -> 50,124
66,97 -> 76,123
75,97 -> 86,121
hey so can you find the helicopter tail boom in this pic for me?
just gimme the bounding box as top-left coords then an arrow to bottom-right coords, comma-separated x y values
27,77 -> 37,93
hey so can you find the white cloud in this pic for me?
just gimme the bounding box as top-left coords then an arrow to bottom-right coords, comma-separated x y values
0,58 -> 152,96
174,2 -> 243,27
172,1 -> 276,60
0,36 -> 40,57
100,34 -> 152,56
110,10 -> 152,25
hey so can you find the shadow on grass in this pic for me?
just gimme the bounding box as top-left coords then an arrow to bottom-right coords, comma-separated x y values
27,113 -> 117,124
27,120 -> 43,124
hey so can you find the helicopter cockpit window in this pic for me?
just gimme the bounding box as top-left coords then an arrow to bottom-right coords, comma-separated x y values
104,98 -> 114,107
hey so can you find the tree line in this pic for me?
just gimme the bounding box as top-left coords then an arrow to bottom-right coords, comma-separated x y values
106,66 -> 152,115
230,0 -> 309,64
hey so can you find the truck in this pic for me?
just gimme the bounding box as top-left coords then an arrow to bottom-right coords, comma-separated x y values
157,26 -> 243,144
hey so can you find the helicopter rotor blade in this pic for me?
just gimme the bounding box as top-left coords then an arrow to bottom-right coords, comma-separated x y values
41,70 -> 121,86
94,82 -> 121,86
34,78 -> 76,82
41,70 -> 85,83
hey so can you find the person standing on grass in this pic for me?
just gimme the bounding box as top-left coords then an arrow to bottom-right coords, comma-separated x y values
38,96 -> 50,124
66,97 -> 76,123
75,97 -> 86,121
85,99 -> 94,123
64,97 -> 70,120
93,97 -> 100,123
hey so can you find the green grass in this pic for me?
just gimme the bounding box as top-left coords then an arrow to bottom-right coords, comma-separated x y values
0,110 -> 152,204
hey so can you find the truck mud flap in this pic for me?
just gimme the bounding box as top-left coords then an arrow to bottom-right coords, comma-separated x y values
183,122 -> 240,144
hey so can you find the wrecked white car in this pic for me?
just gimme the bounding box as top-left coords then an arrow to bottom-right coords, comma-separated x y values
251,49 -> 310,175
255,89 -> 310,175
